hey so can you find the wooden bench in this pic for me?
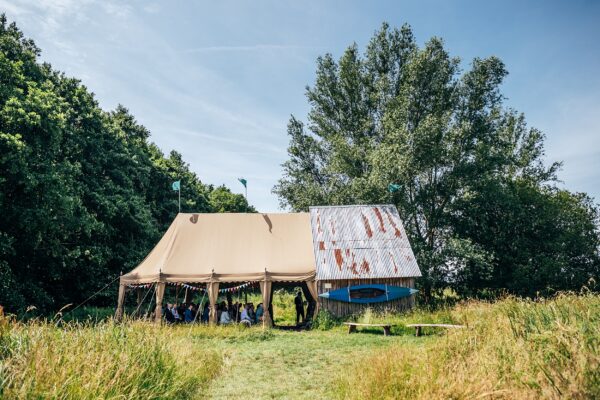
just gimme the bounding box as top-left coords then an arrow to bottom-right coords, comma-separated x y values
406,323 -> 465,336
344,322 -> 392,336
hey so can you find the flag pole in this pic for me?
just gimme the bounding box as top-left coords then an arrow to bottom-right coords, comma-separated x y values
238,178 -> 248,212
172,180 -> 181,214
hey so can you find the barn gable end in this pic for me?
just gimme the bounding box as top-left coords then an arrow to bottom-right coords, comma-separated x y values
309,205 -> 421,317
309,205 -> 421,280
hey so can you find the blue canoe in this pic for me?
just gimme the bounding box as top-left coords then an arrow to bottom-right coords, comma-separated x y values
319,284 -> 418,304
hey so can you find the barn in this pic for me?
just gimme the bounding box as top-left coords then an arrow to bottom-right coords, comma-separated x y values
115,204 -> 421,324
310,205 -> 421,317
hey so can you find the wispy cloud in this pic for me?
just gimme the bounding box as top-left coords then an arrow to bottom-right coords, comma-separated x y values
183,44 -> 322,53
174,128 -> 284,155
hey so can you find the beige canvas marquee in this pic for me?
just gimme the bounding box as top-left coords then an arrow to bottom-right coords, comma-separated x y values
115,212 -> 318,326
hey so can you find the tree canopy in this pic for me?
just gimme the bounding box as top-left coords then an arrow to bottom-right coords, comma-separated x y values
274,23 -> 600,298
0,15 -> 253,312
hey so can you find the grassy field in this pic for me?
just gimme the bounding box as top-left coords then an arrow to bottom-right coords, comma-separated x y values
1,293 -> 598,399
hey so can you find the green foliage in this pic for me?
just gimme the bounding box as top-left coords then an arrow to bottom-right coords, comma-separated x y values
208,185 -> 255,213
312,309 -> 340,330
453,182 -> 600,297
274,22 -> 600,299
0,15 -> 255,313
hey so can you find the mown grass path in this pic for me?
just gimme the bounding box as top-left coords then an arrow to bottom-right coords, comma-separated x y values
195,327 -> 421,399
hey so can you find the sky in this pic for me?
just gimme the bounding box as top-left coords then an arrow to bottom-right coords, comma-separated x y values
1,0 -> 599,212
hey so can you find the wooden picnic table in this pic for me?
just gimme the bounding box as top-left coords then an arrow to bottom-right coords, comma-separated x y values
344,322 -> 392,336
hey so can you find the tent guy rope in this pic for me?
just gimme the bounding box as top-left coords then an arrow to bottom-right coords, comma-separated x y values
56,274 -> 121,324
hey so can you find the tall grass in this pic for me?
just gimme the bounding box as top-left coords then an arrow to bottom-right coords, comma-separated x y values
334,293 -> 600,399
0,318 -> 221,399
2,293 -> 597,399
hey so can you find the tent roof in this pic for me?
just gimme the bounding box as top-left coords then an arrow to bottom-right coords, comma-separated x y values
120,205 -> 422,285
120,212 -> 316,284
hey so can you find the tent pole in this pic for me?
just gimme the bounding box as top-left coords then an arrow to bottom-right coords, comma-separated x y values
260,270 -> 273,328
208,271 -> 219,325
115,283 -> 126,322
208,281 -> 220,325
305,280 -> 319,320
154,282 -> 166,324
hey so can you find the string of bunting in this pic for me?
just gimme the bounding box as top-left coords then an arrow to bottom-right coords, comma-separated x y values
126,283 -> 152,289
174,281 -> 258,293
128,282 -> 257,293
219,282 -> 258,293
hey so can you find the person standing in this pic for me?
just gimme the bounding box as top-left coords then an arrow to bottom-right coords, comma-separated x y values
295,291 -> 305,326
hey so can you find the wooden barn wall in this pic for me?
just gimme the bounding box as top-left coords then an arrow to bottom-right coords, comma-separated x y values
317,278 -> 415,317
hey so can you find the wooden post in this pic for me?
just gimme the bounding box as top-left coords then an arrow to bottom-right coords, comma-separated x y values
115,283 -> 126,322
154,282 -> 166,324
260,275 -> 273,328
208,281 -> 220,325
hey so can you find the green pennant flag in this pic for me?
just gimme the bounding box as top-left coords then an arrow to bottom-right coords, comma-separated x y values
238,178 -> 247,188
172,180 -> 181,191
388,183 -> 401,193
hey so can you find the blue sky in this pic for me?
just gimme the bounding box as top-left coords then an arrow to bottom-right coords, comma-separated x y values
1,0 -> 599,212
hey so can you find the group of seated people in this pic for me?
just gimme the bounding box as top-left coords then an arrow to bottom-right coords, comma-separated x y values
163,301 -> 264,325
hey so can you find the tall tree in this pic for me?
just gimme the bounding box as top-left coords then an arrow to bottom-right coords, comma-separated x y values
0,15 -> 255,312
274,23 -> 599,298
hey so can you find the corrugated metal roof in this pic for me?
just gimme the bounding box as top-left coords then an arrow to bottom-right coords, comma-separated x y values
309,205 -> 421,280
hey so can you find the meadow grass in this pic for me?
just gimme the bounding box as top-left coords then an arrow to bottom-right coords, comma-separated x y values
0,319 -> 221,399
334,292 -> 600,399
1,293 -> 598,399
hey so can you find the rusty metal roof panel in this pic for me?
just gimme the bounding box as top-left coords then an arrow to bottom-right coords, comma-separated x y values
309,205 -> 421,280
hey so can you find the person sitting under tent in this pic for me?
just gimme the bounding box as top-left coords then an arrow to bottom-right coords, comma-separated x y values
248,303 -> 256,322
226,292 -> 233,312
217,301 -> 227,322
232,302 -> 242,322
164,303 -> 176,324
240,303 -> 252,325
171,303 -> 182,322
184,304 -> 195,323
220,305 -> 232,324
255,303 -> 264,324
201,302 -> 209,323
